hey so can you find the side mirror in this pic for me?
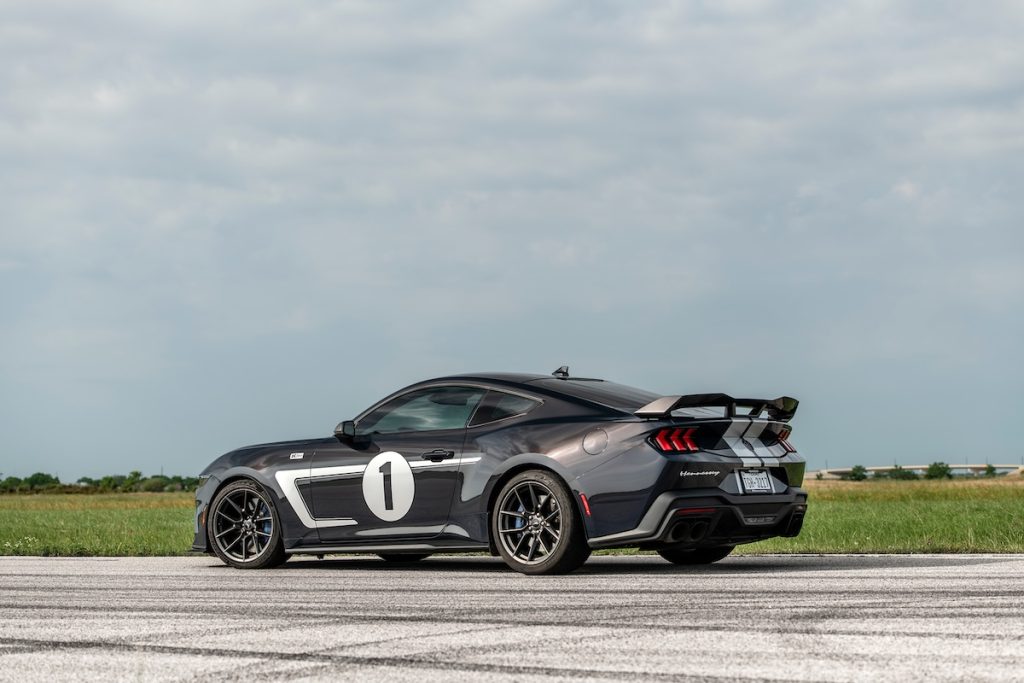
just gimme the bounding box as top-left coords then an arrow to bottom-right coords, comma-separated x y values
334,420 -> 357,439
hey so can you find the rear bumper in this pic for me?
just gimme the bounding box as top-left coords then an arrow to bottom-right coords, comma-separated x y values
586,488 -> 807,549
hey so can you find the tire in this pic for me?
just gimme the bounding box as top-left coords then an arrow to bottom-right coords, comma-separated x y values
208,479 -> 287,569
377,553 -> 431,563
658,545 -> 734,565
491,470 -> 591,575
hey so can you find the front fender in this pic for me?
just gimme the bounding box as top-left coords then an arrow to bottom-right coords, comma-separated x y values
192,465 -> 317,551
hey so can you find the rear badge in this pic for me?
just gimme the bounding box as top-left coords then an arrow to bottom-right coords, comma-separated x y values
680,470 -> 721,478
289,453 -> 304,460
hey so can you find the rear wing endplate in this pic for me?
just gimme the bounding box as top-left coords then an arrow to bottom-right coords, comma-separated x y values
635,393 -> 798,421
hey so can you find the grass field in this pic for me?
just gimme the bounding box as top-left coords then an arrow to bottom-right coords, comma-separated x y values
1,478 -> 1022,556
0,492 -> 194,556
735,477 -> 1024,554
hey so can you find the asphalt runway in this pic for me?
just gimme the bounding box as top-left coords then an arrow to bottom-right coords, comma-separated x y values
0,554 -> 1022,682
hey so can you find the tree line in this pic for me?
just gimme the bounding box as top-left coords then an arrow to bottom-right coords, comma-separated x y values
0,471 -> 201,494
830,462 -> 1000,481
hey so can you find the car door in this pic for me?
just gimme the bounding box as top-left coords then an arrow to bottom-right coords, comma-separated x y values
309,385 -> 486,545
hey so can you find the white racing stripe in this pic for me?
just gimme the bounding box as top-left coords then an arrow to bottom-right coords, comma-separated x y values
274,466 -> 362,529
743,422 -> 775,462
275,456 -> 482,529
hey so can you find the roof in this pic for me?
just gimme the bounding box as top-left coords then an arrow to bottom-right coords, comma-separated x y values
438,372 -> 551,384
428,372 -> 660,413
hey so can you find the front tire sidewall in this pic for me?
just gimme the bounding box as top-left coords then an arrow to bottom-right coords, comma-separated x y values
491,470 -> 590,575
208,480 -> 287,569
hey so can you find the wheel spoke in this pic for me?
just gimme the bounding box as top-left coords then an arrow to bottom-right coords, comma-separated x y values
500,510 -> 525,518
499,527 -> 524,535
253,516 -> 273,522
538,493 -> 550,513
254,530 -> 271,538
215,527 -> 237,539
511,530 -> 529,555
224,496 -> 244,516
526,533 -> 539,561
542,525 -> 560,543
537,534 -> 549,556
544,509 -> 559,523
527,484 -> 539,512
216,509 -> 241,523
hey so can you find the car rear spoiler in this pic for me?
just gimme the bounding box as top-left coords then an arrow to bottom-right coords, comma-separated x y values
635,393 -> 798,421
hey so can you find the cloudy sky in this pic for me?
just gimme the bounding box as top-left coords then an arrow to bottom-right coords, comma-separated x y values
2,1 -> 1022,480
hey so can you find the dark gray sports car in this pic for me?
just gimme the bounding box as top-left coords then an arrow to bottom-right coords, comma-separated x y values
193,368 -> 807,574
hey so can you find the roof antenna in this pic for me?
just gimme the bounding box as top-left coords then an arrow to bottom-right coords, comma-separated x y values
552,365 -> 570,378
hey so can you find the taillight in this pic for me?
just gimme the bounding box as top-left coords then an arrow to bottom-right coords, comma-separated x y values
777,427 -> 797,453
650,427 -> 700,454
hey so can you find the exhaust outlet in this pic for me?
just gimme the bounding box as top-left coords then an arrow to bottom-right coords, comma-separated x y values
688,520 -> 710,542
670,522 -> 692,542
783,511 -> 805,537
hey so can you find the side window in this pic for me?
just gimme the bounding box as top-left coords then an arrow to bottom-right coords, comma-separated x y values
358,386 -> 486,434
469,391 -> 542,427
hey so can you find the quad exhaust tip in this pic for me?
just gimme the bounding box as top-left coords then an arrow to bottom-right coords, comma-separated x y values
670,519 -> 710,544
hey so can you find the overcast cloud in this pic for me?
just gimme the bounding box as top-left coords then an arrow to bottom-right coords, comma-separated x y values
1,1 -> 1022,479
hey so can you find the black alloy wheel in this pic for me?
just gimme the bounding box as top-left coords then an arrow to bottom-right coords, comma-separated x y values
208,480 -> 286,569
492,470 -> 590,575
658,545 -> 735,565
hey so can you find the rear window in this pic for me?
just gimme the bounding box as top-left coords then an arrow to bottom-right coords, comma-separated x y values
528,379 -> 659,412
469,391 -> 542,427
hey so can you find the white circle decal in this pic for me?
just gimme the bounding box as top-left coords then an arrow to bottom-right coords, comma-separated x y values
362,451 -> 415,522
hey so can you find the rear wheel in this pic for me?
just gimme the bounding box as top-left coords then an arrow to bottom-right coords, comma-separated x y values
658,545 -> 734,565
377,553 -> 431,563
492,470 -> 590,575
208,480 -> 287,569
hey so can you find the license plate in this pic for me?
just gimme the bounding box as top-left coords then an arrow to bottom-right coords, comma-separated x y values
740,469 -> 773,493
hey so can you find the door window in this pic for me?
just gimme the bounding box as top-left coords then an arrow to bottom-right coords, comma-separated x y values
358,386 -> 486,434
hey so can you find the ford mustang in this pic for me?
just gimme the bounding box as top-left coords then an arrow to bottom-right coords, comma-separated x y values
193,368 -> 807,574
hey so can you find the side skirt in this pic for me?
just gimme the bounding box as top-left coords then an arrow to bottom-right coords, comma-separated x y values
286,542 -> 487,555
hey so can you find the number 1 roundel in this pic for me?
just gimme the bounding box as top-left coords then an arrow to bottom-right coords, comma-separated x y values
362,451 -> 415,522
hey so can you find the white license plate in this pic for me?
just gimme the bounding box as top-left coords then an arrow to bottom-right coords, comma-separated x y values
740,469 -> 773,493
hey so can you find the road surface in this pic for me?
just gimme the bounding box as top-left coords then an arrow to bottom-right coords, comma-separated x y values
1,554 -> 1022,681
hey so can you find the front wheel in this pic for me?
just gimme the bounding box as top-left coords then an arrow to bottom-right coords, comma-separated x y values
491,470 -> 591,575
658,545 -> 734,565
208,480 -> 287,569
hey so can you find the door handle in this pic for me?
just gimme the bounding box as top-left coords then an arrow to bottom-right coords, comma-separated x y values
421,449 -> 455,462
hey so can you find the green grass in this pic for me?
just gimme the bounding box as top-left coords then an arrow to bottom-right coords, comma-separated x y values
736,478 -> 1024,554
0,492 -> 194,556
1,478 -> 1022,556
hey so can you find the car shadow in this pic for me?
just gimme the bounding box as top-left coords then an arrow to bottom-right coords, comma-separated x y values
204,553 -> 1013,575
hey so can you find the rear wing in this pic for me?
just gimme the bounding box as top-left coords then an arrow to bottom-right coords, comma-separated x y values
635,393 -> 798,422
